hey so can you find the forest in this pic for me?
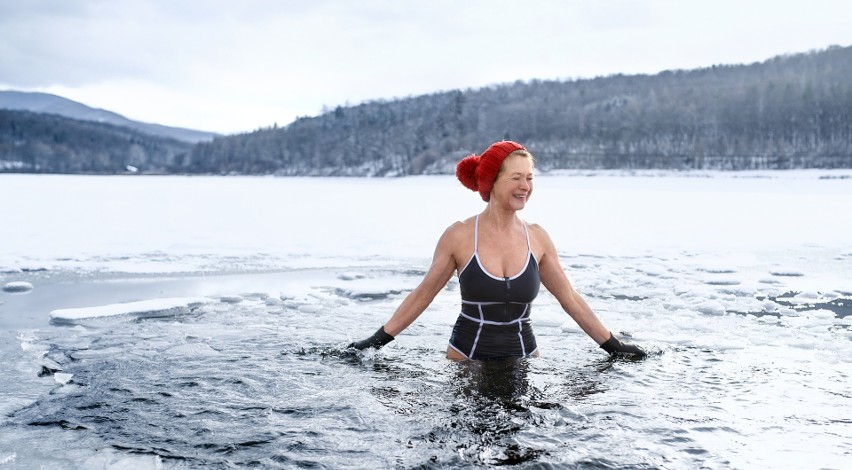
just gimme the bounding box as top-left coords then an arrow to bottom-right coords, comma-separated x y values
2,45 -> 851,174
0,110 -> 190,173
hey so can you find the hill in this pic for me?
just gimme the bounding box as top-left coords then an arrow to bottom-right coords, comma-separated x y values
186,45 -> 852,175
0,109 -> 191,173
2,45 -> 850,175
0,91 -> 219,144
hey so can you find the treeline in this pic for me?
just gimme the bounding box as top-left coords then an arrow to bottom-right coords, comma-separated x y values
187,45 -> 852,174
2,45 -> 852,175
0,110 -> 191,173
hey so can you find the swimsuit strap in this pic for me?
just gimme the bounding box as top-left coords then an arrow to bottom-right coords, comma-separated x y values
473,214 -> 480,254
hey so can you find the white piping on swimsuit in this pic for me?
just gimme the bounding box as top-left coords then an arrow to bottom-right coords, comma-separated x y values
451,215 -> 538,359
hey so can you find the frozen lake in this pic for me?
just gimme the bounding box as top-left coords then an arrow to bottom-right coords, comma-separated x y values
1,172 -> 851,468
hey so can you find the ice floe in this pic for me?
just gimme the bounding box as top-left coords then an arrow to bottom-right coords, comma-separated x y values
327,271 -> 419,301
2,281 -> 33,293
697,301 -> 727,316
165,342 -> 220,356
702,278 -> 741,286
38,357 -> 63,377
53,373 -> 73,385
219,295 -> 244,304
338,272 -> 367,281
333,284 -> 408,301
770,269 -> 805,277
49,297 -> 214,324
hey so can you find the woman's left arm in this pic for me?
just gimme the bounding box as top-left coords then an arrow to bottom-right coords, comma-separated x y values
533,224 -> 645,356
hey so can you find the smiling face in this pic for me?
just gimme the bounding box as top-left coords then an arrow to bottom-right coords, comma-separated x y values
490,152 -> 534,210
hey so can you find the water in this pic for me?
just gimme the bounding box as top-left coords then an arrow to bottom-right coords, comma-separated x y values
1,173 -> 851,468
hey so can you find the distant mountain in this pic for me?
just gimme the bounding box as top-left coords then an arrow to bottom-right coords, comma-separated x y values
0,109 -> 191,173
187,44 -> 852,174
0,91 -> 219,144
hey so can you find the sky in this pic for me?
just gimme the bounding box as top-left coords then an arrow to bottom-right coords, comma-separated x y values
2,0 -> 851,135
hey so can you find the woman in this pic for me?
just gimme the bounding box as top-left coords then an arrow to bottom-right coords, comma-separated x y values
348,140 -> 645,360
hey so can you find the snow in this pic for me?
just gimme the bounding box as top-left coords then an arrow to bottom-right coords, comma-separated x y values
1,172 -> 850,276
1,172 -> 850,327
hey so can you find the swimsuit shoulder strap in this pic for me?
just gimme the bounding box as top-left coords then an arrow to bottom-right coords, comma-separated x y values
473,214 -> 480,254
522,220 -> 532,252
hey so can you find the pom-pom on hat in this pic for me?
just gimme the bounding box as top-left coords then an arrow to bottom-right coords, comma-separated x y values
456,140 -> 527,201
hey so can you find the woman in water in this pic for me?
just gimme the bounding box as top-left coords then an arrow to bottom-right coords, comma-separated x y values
348,140 -> 645,360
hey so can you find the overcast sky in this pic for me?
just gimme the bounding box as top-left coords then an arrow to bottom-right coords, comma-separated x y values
2,0 -> 851,135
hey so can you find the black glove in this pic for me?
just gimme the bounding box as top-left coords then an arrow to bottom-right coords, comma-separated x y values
600,332 -> 646,357
347,326 -> 395,351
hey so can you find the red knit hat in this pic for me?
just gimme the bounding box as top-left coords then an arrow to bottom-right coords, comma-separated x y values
456,140 -> 527,201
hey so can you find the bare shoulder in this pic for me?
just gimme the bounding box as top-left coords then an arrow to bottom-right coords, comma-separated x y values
443,217 -> 475,238
525,221 -> 555,245
439,217 -> 477,265
435,217 -> 474,249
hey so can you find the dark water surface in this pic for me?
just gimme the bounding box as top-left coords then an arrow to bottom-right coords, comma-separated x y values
2,255 -> 850,469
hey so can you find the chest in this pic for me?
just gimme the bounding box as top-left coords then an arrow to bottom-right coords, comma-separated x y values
458,253 -> 540,303
474,229 -> 531,278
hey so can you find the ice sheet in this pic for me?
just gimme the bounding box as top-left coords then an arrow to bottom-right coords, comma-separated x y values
49,297 -> 214,323
1,173 -> 851,276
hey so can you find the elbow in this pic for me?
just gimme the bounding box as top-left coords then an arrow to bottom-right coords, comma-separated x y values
558,293 -> 580,316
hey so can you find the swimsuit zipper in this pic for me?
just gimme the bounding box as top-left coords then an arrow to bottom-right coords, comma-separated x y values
504,276 -> 511,290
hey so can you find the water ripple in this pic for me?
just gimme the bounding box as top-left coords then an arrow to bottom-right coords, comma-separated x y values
3,255 -> 851,468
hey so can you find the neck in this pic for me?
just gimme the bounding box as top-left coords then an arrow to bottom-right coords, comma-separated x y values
481,203 -> 519,230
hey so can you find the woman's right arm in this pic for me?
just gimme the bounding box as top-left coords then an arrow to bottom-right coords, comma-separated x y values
348,223 -> 461,349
